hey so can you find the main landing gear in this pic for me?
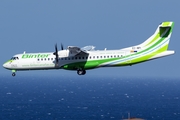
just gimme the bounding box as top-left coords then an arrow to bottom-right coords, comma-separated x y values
77,69 -> 86,75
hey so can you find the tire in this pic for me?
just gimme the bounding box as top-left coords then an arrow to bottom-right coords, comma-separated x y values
77,70 -> 86,75
12,73 -> 16,76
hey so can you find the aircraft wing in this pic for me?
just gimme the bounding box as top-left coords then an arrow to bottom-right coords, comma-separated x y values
68,46 -> 95,56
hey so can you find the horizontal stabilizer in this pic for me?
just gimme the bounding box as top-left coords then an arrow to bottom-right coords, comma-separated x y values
149,50 -> 175,60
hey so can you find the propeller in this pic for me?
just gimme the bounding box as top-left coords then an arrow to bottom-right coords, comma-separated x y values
61,43 -> 64,50
53,43 -> 59,67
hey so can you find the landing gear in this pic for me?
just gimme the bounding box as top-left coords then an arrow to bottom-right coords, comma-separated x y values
12,73 -> 16,76
77,69 -> 86,75
12,70 -> 16,77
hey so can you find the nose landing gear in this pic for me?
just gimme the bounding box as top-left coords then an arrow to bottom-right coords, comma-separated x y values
12,73 -> 16,76
12,70 -> 16,77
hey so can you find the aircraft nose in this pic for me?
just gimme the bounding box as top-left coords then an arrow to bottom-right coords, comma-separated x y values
3,61 -> 13,70
3,63 -> 7,68
3,62 -> 10,69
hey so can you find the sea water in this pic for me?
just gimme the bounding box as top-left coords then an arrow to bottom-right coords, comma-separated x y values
0,76 -> 179,120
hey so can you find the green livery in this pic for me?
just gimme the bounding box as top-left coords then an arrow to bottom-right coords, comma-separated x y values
22,54 -> 51,59
3,21 -> 175,76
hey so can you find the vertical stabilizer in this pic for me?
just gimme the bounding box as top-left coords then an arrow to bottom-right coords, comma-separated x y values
140,21 -> 174,51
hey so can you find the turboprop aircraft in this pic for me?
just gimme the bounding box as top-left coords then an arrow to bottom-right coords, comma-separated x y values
3,21 -> 175,76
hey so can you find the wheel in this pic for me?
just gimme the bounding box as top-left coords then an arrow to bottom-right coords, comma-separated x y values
77,70 -> 86,75
77,70 -> 83,75
12,73 -> 16,76
82,70 -> 86,75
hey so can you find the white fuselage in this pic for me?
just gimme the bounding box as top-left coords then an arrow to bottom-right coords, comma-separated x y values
3,49 -> 130,71
3,21 -> 175,76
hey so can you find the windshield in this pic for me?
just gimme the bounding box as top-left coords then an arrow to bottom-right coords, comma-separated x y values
11,57 -> 19,60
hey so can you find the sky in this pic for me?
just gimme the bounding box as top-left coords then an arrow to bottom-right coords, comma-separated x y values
0,0 -> 179,78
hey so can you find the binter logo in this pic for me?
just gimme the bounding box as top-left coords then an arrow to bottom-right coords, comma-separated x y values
22,54 -> 50,59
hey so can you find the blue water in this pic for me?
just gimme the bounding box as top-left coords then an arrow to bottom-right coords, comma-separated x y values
0,76 -> 180,120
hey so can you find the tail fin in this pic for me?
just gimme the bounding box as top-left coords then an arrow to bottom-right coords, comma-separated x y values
120,22 -> 174,65
140,21 -> 174,51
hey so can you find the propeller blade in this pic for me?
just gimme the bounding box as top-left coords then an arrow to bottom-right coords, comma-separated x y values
53,43 -> 59,66
61,43 -> 64,50
53,44 -> 57,55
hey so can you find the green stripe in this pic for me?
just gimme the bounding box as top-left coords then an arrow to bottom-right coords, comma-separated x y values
63,22 -> 174,70
119,44 -> 169,65
5,60 -> 13,64
162,22 -> 170,27
63,36 -> 167,70
145,33 -> 160,46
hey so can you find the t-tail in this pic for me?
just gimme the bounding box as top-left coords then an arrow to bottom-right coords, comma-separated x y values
134,21 -> 175,63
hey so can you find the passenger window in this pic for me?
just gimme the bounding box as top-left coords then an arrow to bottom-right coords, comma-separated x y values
97,56 -> 99,59
41,58 -> 43,61
37,58 -> 40,61
79,57 -> 81,59
93,56 -> 95,59
44,58 -> 46,61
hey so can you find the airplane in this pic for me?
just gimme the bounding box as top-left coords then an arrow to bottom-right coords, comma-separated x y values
3,21 -> 175,76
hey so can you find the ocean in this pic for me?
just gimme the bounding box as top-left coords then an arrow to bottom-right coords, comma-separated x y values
0,76 -> 179,120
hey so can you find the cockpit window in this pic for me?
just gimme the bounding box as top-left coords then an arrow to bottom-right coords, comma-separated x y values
11,57 -> 19,60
